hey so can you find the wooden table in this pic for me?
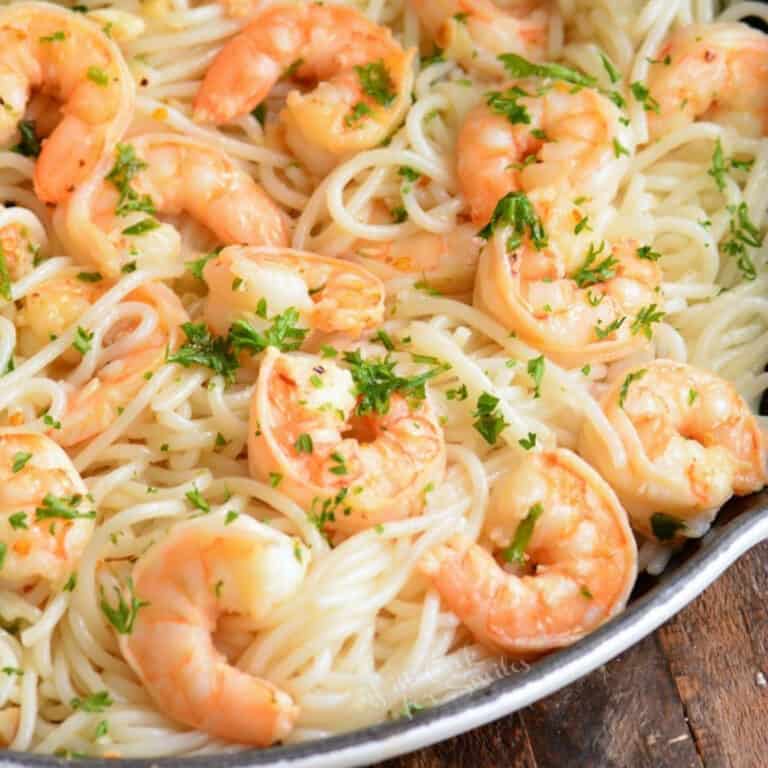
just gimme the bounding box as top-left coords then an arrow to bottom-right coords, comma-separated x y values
382,540 -> 768,768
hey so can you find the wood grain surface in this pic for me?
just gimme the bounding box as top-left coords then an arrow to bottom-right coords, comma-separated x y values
380,541 -> 768,768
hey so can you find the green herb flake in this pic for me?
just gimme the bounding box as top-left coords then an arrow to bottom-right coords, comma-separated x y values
502,502 -> 544,564
355,60 -> 396,106
99,577 -> 148,635
472,392 -> 509,445
71,691 -> 113,713
573,241 -> 617,287
650,512 -> 686,541
618,368 -> 647,408
11,451 -> 32,473
527,355 -> 545,398
87,66 -> 109,86
185,486 -> 210,513
11,120 -> 41,158
122,218 -> 159,236
631,304 -> 665,339
498,53 -> 596,88
518,432 -> 537,450
478,191 -> 547,250
72,326 -> 94,355
295,433 -> 314,454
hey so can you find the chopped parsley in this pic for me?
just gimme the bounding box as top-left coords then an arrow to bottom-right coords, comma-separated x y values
295,433 -> 314,454
71,691 -> 112,713
398,166 -> 421,182
9,511 -> 28,530
35,494 -> 95,521
268,472 -> 283,488
122,217 -> 159,236
573,241 -> 617,287
0,244 -> 10,302
527,355 -> 545,398
631,304 -> 665,339
472,392 -> 509,445
251,102 -> 267,126
518,432 -> 537,450
345,101 -> 372,127
502,502 -> 544,565
650,512 -> 686,541
343,350 -> 445,416
446,383 -> 468,401
40,30 -> 67,42
11,451 -> 32,473
100,577 -> 148,635
106,144 -> 155,217
498,53 -> 596,88
185,248 -> 220,281
373,329 -> 395,351
86,66 -> 109,86
185,486 -> 210,513
688,388 -> 698,406
636,245 -> 662,262
618,368 -> 647,408
167,323 -> 239,383
486,85 -> 531,125
229,308 -> 309,355
77,271 -> 103,282
594,316 -> 625,340
612,138 -> 629,157
72,326 -> 94,355
630,81 -> 660,113
11,120 -> 41,158
63,573 -> 77,591
574,215 -> 591,235
721,202 -> 764,281
708,138 -> 727,192
478,191 -> 547,250
355,60 -> 396,106
599,52 -> 621,84
0,543 -> 5,570
225,510 -> 239,525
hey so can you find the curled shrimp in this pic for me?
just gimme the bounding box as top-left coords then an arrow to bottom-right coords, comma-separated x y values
57,133 -> 290,278
408,0 -> 556,76
457,79 -> 631,225
579,360 -> 767,542
645,23 -> 768,140
249,348 -> 446,535
0,2 -> 134,203
194,3 -> 416,174
475,229 -> 662,368
421,448 -> 637,656
204,246 -> 385,338
119,515 -> 308,745
350,223 -> 482,294
0,429 -> 91,588
21,276 -> 189,447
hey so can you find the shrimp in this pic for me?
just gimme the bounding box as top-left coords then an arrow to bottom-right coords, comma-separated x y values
194,4 -> 416,174
249,348 -> 446,535
203,246 -> 385,338
21,275 -> 189,447
119,515 -> 308,745
57,133 -> 290,278
475,227 -> 663,368
0,429 -> 91,588
420,449 -> 637,656
457,80 -> 631,225
645,23 -> 768,140
0,2 -> 134,203
408,0 -> 556,76
350,223 -> 482,294
579,360 -> 767,542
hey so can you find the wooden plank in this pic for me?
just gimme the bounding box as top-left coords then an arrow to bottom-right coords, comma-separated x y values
520,633 -> 702,768
380,712 -> 537,768
657,541 -> 768,768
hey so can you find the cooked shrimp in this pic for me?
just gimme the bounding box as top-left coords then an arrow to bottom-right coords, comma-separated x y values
645,23 -> 768,140
0,2 -> 134,203
249,348 -> 446,535
21,275 -> 189,447
579,360 -> 767,542
57,133 -> 289,278
421,449 -> 637,656
0,429 -> 91,588
204,246 -> 385,338
119,515 -> 308,745
350,223 -> 482,294
458,80 -> 631,224
408,0 -> 556,76
194,3 -> 416,174
475,225 -> 662,368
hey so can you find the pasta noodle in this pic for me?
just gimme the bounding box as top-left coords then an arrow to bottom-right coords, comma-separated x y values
0,0 -> 766,758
